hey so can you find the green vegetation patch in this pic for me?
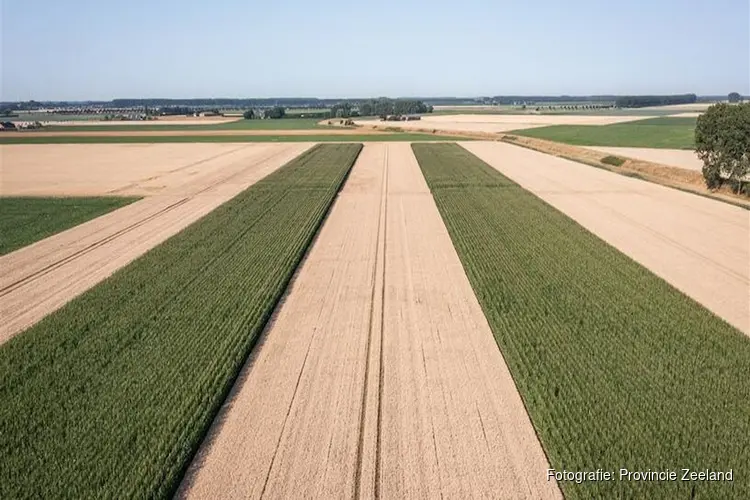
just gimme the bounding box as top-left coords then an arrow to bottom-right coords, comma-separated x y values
0,144 -> 361,498
512,116 -> 697,149
0,133 -> 470,144
412,143 -> 749,499
600,155 -> 625,167
0,196 -> 139,255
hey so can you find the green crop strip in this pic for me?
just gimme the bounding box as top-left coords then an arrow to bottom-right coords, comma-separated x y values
510,116 -> 697,149
412,143 -> 749,499
0,143 -> 361,498
0,196 -> 140,255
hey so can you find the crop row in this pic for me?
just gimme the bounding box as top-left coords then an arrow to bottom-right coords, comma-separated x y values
412,143 -> 750,499
0,143 -> 362,498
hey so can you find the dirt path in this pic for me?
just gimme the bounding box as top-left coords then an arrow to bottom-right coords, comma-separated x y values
179,143 -> 560,499
0,143 -> 312,344
462,141 -> 750,335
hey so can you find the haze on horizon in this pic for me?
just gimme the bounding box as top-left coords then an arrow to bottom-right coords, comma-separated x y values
1,0 -> 748,102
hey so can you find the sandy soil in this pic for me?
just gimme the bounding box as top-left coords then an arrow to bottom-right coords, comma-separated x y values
666,112 -> 703,118
644,103 -> 716,112
588,147 -> 703,171
179,143 -> 561,499
1,143 -> 299,196
4,128 -> 382,138
463,141 -> 750,335
355,113 -> 648,136
0,143 -> 312,344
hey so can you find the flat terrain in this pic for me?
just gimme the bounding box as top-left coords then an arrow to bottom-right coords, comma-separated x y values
588,146 -> 703,171
0,133 -> 466,144
2,143 -> 308,196
356,113 -> 650,135
8,128 -> 376,137
0,197 -> 138,255
414,143 -> 749,499
180,143 -> 560,499
510,117 -> 697,149
38,117 -> 324,131
462,141 -> 749,334
0,144 -> 360,498
0,143 -> 312,343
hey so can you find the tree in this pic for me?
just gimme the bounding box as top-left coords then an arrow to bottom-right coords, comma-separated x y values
695,103 -> 750,193
728,92 -> 742,103
243,109 -> 254,119
263,106 -> 286,119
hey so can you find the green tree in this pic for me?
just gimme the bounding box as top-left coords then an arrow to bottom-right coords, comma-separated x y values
243,109 -> 254,119
263,106 -> 286,119
695,103 -> 750,193
728,92 -> 742,103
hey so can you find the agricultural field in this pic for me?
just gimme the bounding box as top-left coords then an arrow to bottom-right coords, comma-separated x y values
511,116 -> 697,149
181,143 -> 560,499
0,143 -> 360,498
41,117 -> 325,131
413,143 -> 749,499
0,143 -> 312,342
0,133 -> 467,144
0,196 -> 138,255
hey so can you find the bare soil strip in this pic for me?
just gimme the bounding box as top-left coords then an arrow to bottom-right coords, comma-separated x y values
500,135 -> 750,209
0,143 -> 312,344
180,143 -> 560,499
462,141 -> 750,335
179,142 -> 386,499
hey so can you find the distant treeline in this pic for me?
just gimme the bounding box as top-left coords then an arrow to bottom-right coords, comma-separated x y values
330,99 -> 432,118
614,94 -> 697,108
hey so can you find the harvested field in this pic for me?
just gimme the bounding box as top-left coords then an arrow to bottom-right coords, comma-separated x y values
0,143 -> 313,343
1,143 -> 308,196
44,117 -> 241,126
0,134 -> 465,145
462,141 -> 750,334
180,143 -> 560,499
588,146 -> 703,171
0,144 -> 360,498
413,143 -> 750,499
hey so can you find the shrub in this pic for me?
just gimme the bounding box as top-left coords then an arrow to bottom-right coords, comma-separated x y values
601,155 -> 625,167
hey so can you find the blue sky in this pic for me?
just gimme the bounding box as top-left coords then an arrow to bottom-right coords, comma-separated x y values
1,0 -> 748,100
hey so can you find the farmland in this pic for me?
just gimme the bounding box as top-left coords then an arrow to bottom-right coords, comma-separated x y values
0,196 -> 138,255
180,143 -> 561,499
510,116 -> 697,149
0,144 -> 360,498
42,117 -> 325,131
413,143 -> 750,499
0,133 -> 467,144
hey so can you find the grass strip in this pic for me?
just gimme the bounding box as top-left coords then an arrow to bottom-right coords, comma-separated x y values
0,143 -> 361,498
510,116 -> 697,149
0,196 -> 139,255
0,133 -> 469,144
412,143 -> 749,499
